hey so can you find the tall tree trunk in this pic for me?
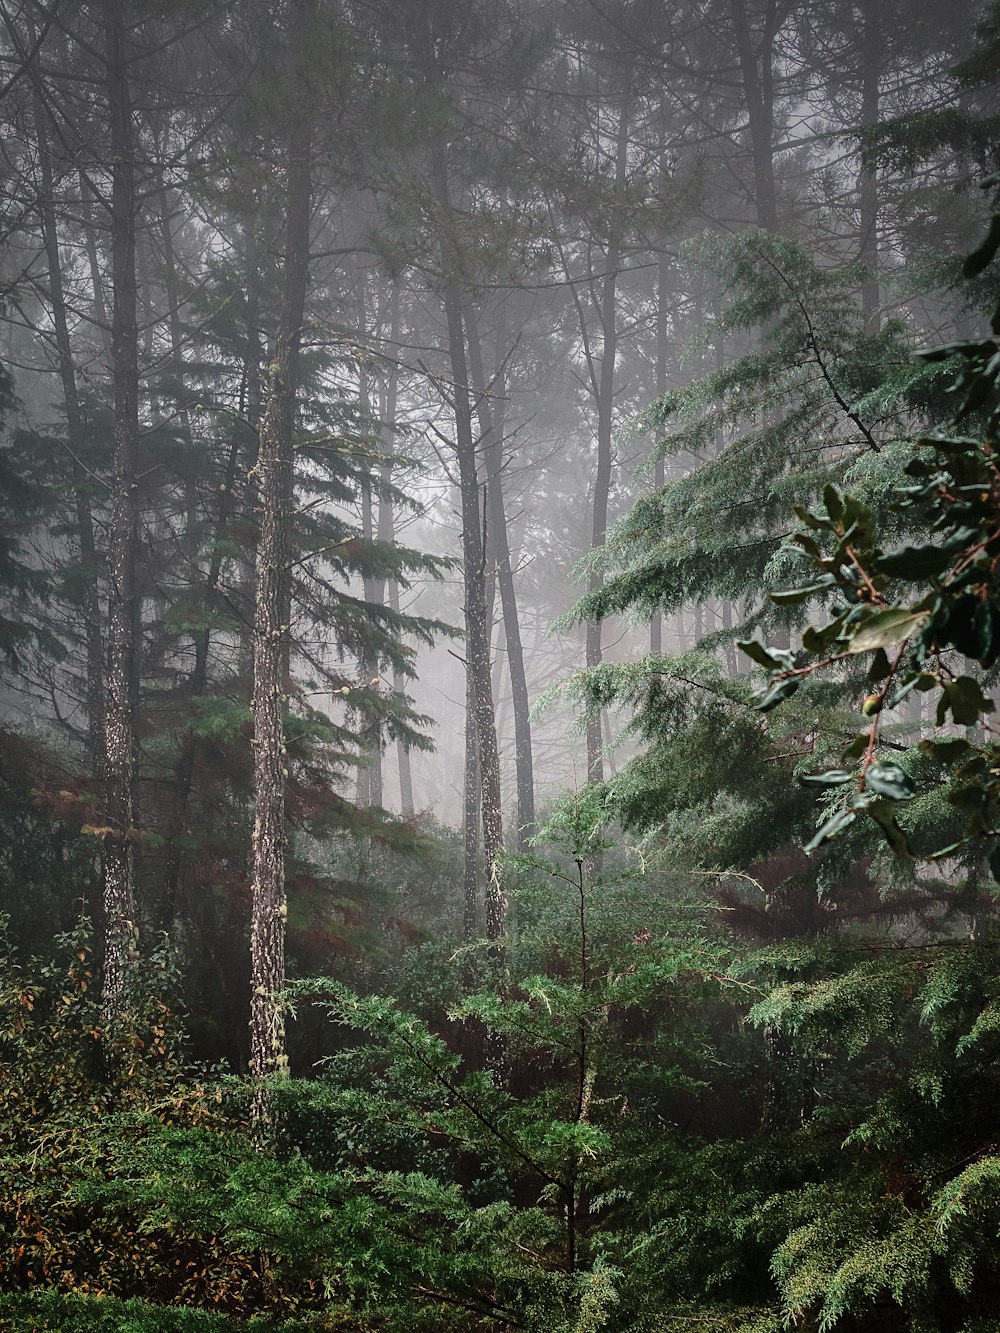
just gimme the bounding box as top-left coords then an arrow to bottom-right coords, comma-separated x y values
463,661 -> 481,940
249,0 -> 314,1093
434,148 -> 505,940
586,75 -> 631,785
465,303 -> 535,850
729,0 -> 781,232
163,226 -> 262,924
859,0 -> 881,335
650,222 -> 668,656
449,308 -> 504,939
80,171 -> 110,336
356,336 -> 384,809
101,0 -> 141,1025
378,289 -> 414,816
238,218 -> 265,683
32,87 -> 106,776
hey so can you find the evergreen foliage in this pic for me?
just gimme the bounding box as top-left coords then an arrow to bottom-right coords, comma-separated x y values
2,1 -> 1000,1330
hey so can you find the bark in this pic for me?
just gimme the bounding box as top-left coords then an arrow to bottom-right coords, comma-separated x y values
355,347 -> 384,808
79,171 -> 110,336
378,291 -> 414,816
463,661 -> 481,940
31,86 -> 106,775
157,179 -> 194,440
101,0 -> 141,1025
729,0 -> 782,232
859,0 -> 881,335
434,148 -> 505,941
164,228 -> 263,921
650,231 -> 668,656
465,303 -> 535,850
249,0 -> 314,1091
388,576 -> 415,816
586,75 -> 631,785
238,218 -> 265,683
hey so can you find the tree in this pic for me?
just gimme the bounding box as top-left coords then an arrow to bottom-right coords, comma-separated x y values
247,0 -> 316,1093
742,199 -> 1000,866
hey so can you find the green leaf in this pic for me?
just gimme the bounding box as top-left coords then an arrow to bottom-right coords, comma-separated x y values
822,484 -> 844,523
793,504 -> 830,531
737,639 -> 783,670
976,600 -> 999,667
875,543 -> 954,578
769,578 -> 836,605
799,769 -> 854,788
928,839 -> 969,860
866,799 -> 912,857
962,215 -> 1000,278
842,733 -> 869,761
867,648 -> 891,683
919,737 -> 972,764
865,762 -> 916,802
886,673 -> 930,709
847,607 -> 929,653
802,608 -> 856,653
938,675 -> 995,727
804,807 -> 856,853
755,677 -> 800,712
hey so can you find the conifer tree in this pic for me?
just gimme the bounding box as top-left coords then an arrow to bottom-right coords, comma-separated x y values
101,0 -> 142,1025
248,0 -> 316,1092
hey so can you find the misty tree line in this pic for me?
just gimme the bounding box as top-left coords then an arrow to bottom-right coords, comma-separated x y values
0,0 -> 981,1071
3,0 -> 1000,1329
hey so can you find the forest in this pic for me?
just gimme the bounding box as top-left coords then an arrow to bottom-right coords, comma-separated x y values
1,0 -> 1000,1328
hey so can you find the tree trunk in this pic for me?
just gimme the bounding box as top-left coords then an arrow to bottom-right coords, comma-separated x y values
859,0 -> 881,335
434,148 -> 505,939
463,660 -> 481,940
651,222 -> 668,657
32,86 -> 106,776
101,0 -> 141,1025
465,303 -> 535,850
586,75 -> 631,785
356,343 -> 384,809
249,0 -> 314,1094
729,0 -> 781,232
378,290 -> 414,816
79,171 -> 110,336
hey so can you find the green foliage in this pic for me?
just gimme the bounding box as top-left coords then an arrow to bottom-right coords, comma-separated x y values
741,212 -> 1000,864
0,1289 -> 310,1331
0,925 -> 315,1322
570,228 -> 932,635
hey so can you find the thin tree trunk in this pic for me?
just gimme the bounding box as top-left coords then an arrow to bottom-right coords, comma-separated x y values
463,660 -> 480,940
163,229 -> 262,923
651,225 -> 668,656
101,0 -> 141,1025
465,303 -> 535,850
249,0 -> 314,1094
378,290 -> 414,816
32,87 -> 106,776
356,340 -> 384,808
238,219 -> 265,683
79,171 -> 110,336
586,75 -> 631,785
729,0 -> 781,232
859,0 -> 881,335
434,148 -> 504,940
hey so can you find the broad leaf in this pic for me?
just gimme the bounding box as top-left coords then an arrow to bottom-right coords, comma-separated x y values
848,607 -> 928,653
755,677 -> 800,712
865,762 -> 916,802
804,807 -> 856,853
799,769 -> 854,788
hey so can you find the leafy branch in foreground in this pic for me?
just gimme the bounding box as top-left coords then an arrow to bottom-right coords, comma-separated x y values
740,199 -> 1000,861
